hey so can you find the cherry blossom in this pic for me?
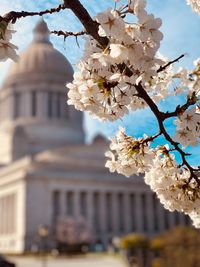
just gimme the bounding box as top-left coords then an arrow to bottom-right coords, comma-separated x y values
144,148 -> 200,215
173,107 -> 200,148
0,22 -> 18,61
67,3 -> 167,121
105,127 -> 155,177
187,0 -> 200,15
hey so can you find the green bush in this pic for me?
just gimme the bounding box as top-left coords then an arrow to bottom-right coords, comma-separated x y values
151,226 -> 200,267
120,233 -> 149,250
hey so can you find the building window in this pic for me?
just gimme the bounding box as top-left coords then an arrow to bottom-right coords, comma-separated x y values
61,93 -> 68,119
80,192 -> 87,217
164,210 -> 170,230
56,93 -> 61,118
93,192 -> 100,233
31,91 -> 37,117
184,215 -> 191,226
14,92 -> 21,118
48,92 -> 53,118
106,193 -> 112,232
141,194 -> 147,231
153,194 -> 159,231
52,191 -> 60,223
118,193 -> 124,232
174,211 -> 180,225
130,194 -> 136,231
66,191 -> 74,216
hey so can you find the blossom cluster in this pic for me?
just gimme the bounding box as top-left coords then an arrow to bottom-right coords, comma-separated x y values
144,151 -> 200,227
188,58 -> 200,97
0,21 -> 18,62
187,0 -> 200,15
173,107 -> 200,148
105,127 -> 155,177
105,128 -> 200,227
67,0 -> 170,121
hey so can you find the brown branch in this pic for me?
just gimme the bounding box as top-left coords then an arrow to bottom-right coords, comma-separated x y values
135,82 -> 199,184
157,54 -> 185,73
0,3 -> 67,24
163,92 -> 198,120
142,131 -> 162,145
63,0 -> 109,48
51,30 -> 87,39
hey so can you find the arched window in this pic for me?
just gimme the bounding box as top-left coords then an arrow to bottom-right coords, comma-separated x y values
118,193 -> 124,232
31,91 -> 37,117
14,92 -> 21,119
93,192 -> 100,233
106,193 -> 112,232
56,92 -> 61,118
48,91 -> 53,118
130,194 -> 136,231
141,194 -> 148,231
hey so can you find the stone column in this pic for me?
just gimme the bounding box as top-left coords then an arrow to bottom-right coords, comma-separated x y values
2,197 -> 6,234
0,197 -> 2,234
146,194 -> 155,234
135,193 -> 143,233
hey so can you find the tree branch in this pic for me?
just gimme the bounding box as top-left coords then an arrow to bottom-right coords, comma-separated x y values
63,0 -> 109,48
163,92 -> 198,120
157,54 -> 185,73
0,4 -> 67,24
51,30 -> 87,39
135,83 -> 199,184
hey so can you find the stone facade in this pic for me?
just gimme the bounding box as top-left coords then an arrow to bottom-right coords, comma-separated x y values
0,20 -> 190,254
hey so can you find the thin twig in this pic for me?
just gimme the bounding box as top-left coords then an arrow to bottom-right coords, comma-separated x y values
163,92 -> 198,120
0,4 -> 67,24
51,30 -> 87,39
157,54 -> 185,73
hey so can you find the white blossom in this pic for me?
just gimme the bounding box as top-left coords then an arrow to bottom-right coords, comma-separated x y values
105,128 -> 155,177
67,3 -> 168,121
188,212 -> 200,228
187,0 -> 200,15
145,148 -> 200,215
0,22 -> 18,62
173,107 -> 200,148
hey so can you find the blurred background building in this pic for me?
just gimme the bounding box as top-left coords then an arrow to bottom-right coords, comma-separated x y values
0,20 -> 191,254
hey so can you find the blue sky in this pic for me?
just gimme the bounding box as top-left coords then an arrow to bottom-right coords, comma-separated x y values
0,0 -> 199,165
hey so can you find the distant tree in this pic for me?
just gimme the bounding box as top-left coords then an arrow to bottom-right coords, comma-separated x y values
55,216 -> 91,253
151,226 -> 200,267
120,233 -> 149,267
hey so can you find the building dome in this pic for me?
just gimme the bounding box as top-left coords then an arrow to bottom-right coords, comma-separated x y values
3,19 -> 73,87
0,19 -> 84,163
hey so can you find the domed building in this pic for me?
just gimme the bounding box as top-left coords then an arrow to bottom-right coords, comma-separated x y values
0,20 -> 190,254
